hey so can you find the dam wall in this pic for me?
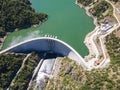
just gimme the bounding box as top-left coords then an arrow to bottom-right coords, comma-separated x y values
8,39 -> 71,56
0,37 -> 88,70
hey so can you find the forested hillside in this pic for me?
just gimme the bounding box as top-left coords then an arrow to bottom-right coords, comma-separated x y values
0,54 -> 26,89
10,52 -> 40,90
105,29 -> 120,65
0,0 -> 47,37
77,0 -> 94,6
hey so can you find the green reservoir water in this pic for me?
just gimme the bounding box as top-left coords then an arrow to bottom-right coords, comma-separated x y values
2,0 -> 95,57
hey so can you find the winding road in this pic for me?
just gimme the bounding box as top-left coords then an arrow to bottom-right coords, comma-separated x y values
85,0 -> 120,68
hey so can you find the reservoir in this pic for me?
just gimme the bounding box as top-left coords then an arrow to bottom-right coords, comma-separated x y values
2,0 -> 95,57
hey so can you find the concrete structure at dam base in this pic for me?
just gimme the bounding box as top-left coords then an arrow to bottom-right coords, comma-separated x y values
0,37 -> 89,70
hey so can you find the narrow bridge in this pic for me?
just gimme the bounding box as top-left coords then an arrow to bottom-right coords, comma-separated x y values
0,37 -> 90,70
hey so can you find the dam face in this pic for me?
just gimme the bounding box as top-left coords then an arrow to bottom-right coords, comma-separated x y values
2,38 -> 81,61
9,39 -> 71,56
0,37 -> 88,70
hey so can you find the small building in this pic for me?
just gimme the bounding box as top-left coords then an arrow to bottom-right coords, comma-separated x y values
100,23 -> 113,34
95,60 -> 100,65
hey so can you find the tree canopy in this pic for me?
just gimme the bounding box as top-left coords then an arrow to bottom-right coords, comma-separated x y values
0,54 -> 26,89
77,0 -> 94,6
0,0 -> 47,37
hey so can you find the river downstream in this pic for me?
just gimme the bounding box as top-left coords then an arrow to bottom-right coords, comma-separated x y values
2,0 -> 95,57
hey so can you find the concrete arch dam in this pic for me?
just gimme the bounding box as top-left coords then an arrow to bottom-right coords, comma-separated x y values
0,37 -> 89,70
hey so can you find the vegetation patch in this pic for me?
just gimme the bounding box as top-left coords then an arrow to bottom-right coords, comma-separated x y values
44,58 -> 85,90
105,29 -> 120,65
77,0 -> 94,6
0,54 -> 26,90
90,0 -> 113,20
10,52 -> 40,90
115,28 -> 120,37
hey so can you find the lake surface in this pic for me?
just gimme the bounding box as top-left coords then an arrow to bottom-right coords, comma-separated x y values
2,0 -> 95,57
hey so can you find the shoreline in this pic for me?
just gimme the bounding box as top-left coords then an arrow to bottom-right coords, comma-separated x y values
75,0 -> 98,27
0,18 -> 48,50
76,0 -> 120,69
75,0 -> 99,59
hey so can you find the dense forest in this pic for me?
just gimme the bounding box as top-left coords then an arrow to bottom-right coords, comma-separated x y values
78,0 -> 114,21
0,54 -> 26,90
105,30 -> 120,65
0,0 -> 48,37
90,1 -> 112,20
77,0 -> 94,6
45,57 -> 120,90
10,52 -> 40,90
